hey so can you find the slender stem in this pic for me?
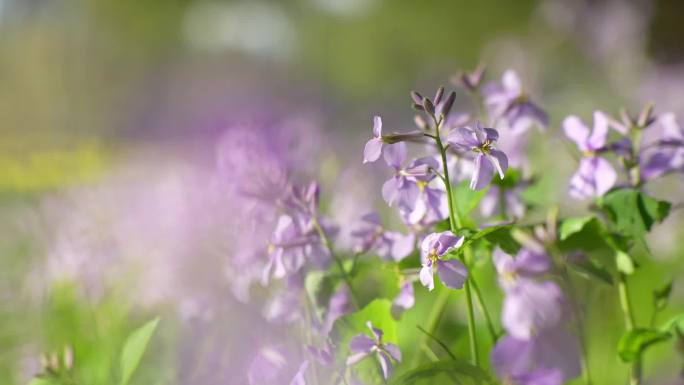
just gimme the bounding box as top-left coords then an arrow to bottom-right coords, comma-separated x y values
618,273 -> 641,385
416,325 -> 458,361
312,218 -> 360,309
410,289 -> 450,368
468,271 -> 499,343
433,117 -> 479,365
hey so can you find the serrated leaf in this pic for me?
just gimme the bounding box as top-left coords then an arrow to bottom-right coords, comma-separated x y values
598,188 -> 671,239
119,317 -> 160,385
390,359 -> 494,384
618,328 -> 671,362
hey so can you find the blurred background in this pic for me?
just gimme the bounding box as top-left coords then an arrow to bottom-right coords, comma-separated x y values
1,0 -> 684,384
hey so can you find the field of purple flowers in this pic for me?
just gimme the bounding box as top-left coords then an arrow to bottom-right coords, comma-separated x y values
1,1 -> 684,385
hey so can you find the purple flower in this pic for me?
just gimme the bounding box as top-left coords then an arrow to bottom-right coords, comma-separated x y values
447,123 -> 508,190
289,361 -> 308,385
351,212 -> 415,262
564,112 -> 616,199
479,185 -> 526,220
491,327 -> 581,385
363,116 -> 385,163
391,280 -> 415,318
494,248 -> 564,339
419,231 -> 468,291
641,113 -> 684,180
381,143 -> 438,210
346,321 -> 401,380
322,284 -> 353,334
483,70 -> 548,134
247,346 -> 288,385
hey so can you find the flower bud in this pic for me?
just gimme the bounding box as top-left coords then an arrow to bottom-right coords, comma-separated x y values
411,103 -> 424,111
410,91 -> 423,105
441,91 -> 456,118
434,86 -> 445,105
423,97 -> 435,115
414,115 -> 429,130
637,103 -> 655,128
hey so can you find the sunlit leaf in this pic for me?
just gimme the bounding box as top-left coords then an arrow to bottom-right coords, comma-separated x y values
119,317 -> 160,385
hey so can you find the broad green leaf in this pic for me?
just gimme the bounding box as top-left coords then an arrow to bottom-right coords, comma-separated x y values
558,216 -> 596,241
390,359 -> 495,384
654,281 -> 673,312
598,188 -> 671,239
615,250 -> 635,275
119,317 -> 160,385
617,328 -> 671,362
567,258 -> 613,285
464,225 -> 520,255
453,180 -> 489,223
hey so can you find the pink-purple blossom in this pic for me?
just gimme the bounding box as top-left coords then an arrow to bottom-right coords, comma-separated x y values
419,231 -> 468,291
447,123 -> 508,190
346,321 -> 402,380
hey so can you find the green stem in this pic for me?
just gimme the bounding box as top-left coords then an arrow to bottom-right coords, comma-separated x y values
312,218 -> 360,309
434,118 -> 479,366
618,273 -> 641,385
468,269 -> 499,343
411,289 -> 451,368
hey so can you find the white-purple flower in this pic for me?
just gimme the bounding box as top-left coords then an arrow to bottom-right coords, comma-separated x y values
391,280 -> 415,318
491,327 -> 581,385
447,123 -> 508,190
381,143 -> 438,210
346,321 -> 402,380
419,231 -> 468,291
483,70 -> 549,134
479,185 -> 526,220
640,113 -> 684,181
563,111 -> 617,199
351,212 -> 415,262
494,248 -> 564,340
363,116 -> 385,163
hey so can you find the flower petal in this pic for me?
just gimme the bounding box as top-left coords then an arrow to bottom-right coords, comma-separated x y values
383,142 -> 407,169
592,157 -> 617,196
363,138 -> 383,164
349,334 -> 375,353
470,153 -> 495,190
289,361 -> 309,385
346,351 -> 369,366
587,111 -> 609,150
488,149 -> 508,179
376,351 -> 393,380
419,264 -> 435,291
385,343 -> 402,362
437,259 -> 468,290
563,116 -> 590,151
373,115 -> 383,137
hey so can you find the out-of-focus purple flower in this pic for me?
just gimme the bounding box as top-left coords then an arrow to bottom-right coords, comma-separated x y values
564,112 -> 617,199
346,321 -> 401,380
494,248 -> 563,339
364,116 -> 384,163
247,345 -> 288,385
419,231 -> 468,291
381,143 -> 438,209
483,70 -> 549,134
447,123 -> 508,190
263,275 -> 305,324
289,361 -> 308,385
401,180 -> 448,226
641,113 -> 684,181
479,185 -> 526,220
491,327 -> 581,385
307,343 -> 335,367
262,214 -> 332,285
322,284 -> 353,334
391,281 -> 415,318
351,212 -> 415,262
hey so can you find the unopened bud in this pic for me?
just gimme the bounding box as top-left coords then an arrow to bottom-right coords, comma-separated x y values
637,103 -> 655,128
619,108 -> 634,130
441,91 -> 456,118
423,97 -> 435,115
410,91 -> 424,105
411,103 -> 424,111
434,86 -> 445,105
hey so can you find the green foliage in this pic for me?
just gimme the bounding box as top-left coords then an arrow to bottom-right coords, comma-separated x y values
390,359 -> 495,385
598,188 -> 671,239
119,318 -> 160,385
453,181 -> 489,226
654,281 -> 674,313
618,328 -> 672,363
463,225 -> 520,255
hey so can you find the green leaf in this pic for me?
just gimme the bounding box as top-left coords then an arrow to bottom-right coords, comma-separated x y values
617,328 -> 671,362
567,258 -> 613,285
615,250 -> 635,275
558,216 -> 596,241
659,313 -> 684,332
390,359 -> 495,384
654,281 -> 673,312
119,317 -> 160,385
453,180 -> 489,222
598,188 -> 671,239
